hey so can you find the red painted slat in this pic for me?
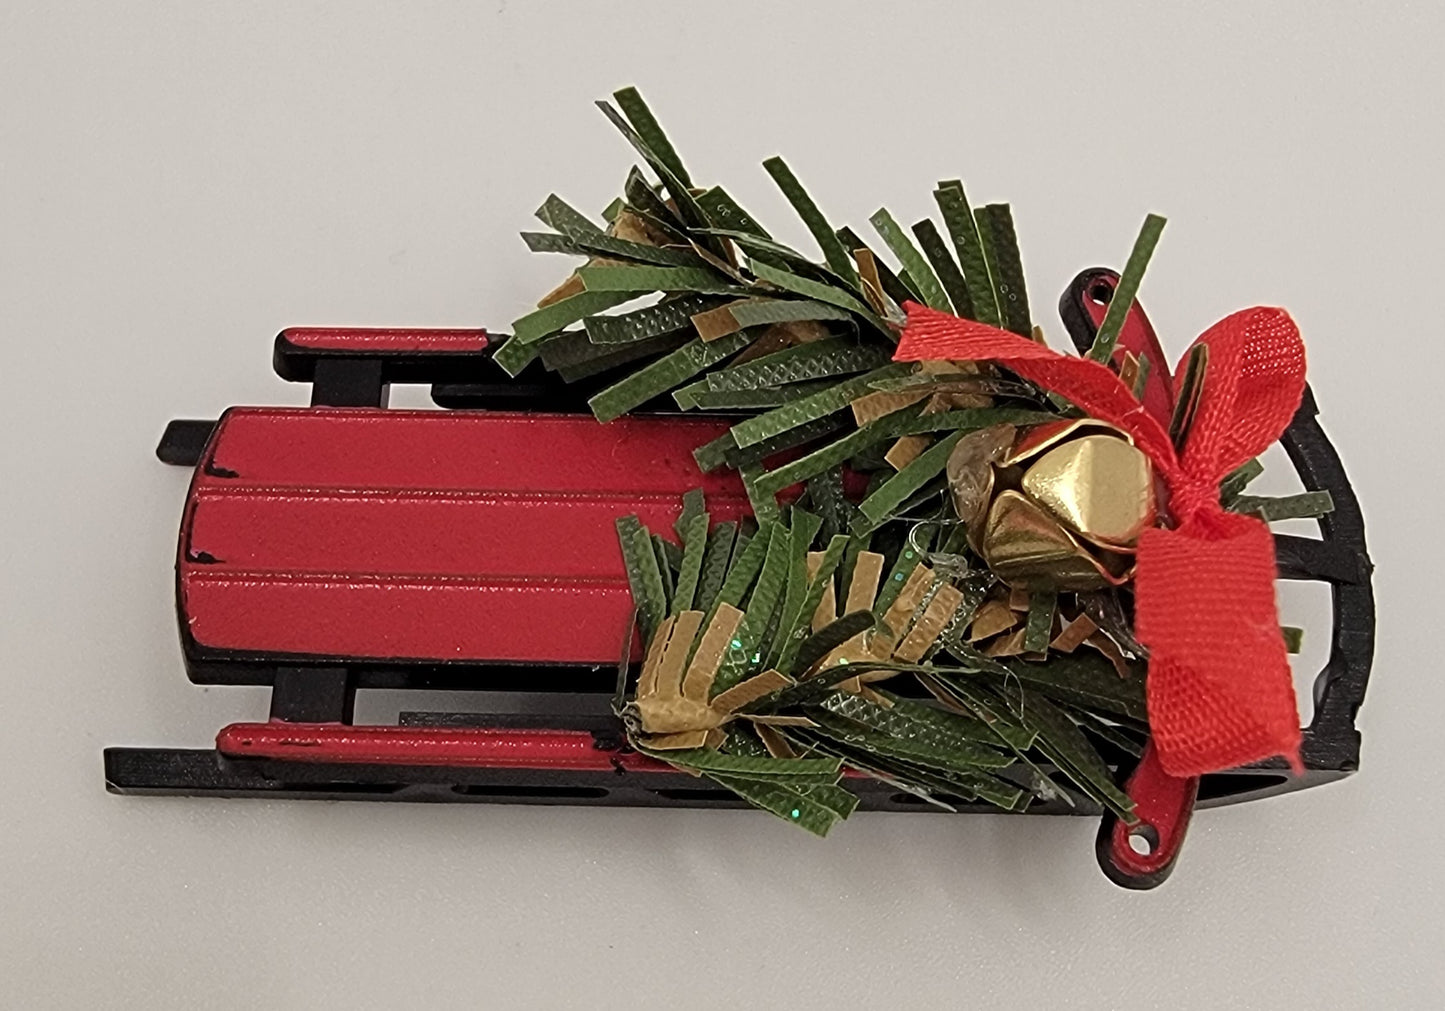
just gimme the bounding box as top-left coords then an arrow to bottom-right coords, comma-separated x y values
188,488 -> 748,579
205,409 -> 744,495
281,327 -> 489,352
214,722 -> 869,777
216,723 -> 669,771
184,571 -> 638,662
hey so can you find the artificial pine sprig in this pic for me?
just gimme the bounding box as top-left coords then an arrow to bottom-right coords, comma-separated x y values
496,87 -> 1182,832
501,87 -> 1069,522
516,88 -> 1332,834
615,494 -> 1148,833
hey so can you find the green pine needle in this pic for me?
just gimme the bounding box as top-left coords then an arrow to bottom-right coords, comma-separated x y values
1089,214 -> 1167,363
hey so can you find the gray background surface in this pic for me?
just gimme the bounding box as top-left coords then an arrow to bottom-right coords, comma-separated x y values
1,2 -> 1439,1007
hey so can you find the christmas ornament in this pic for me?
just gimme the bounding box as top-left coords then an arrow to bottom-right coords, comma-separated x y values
106,88 -> 1374,889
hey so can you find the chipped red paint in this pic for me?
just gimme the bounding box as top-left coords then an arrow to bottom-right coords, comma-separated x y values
280,327 -> 489,352
217,722 -> 669,771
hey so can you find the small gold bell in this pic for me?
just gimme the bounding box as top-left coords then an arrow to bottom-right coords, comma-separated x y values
949,419 -> 1156,592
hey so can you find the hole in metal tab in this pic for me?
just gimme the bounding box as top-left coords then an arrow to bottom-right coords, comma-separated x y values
1128,824 -> 1159,856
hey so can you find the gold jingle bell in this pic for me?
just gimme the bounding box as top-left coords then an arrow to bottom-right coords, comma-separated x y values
948,419 -> 1157,592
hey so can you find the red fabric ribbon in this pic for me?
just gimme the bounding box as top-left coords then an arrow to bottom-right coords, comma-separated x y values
894,303 -> 1308,776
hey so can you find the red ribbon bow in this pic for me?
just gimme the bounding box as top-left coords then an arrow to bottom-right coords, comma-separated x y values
894,302 -> 1308,777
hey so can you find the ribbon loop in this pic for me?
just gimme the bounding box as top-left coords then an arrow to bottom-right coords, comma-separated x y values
892,302 -> 1307,776
1180,307 -> 1308,481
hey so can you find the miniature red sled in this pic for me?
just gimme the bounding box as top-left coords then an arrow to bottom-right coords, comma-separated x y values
105,271 -> 1375,889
